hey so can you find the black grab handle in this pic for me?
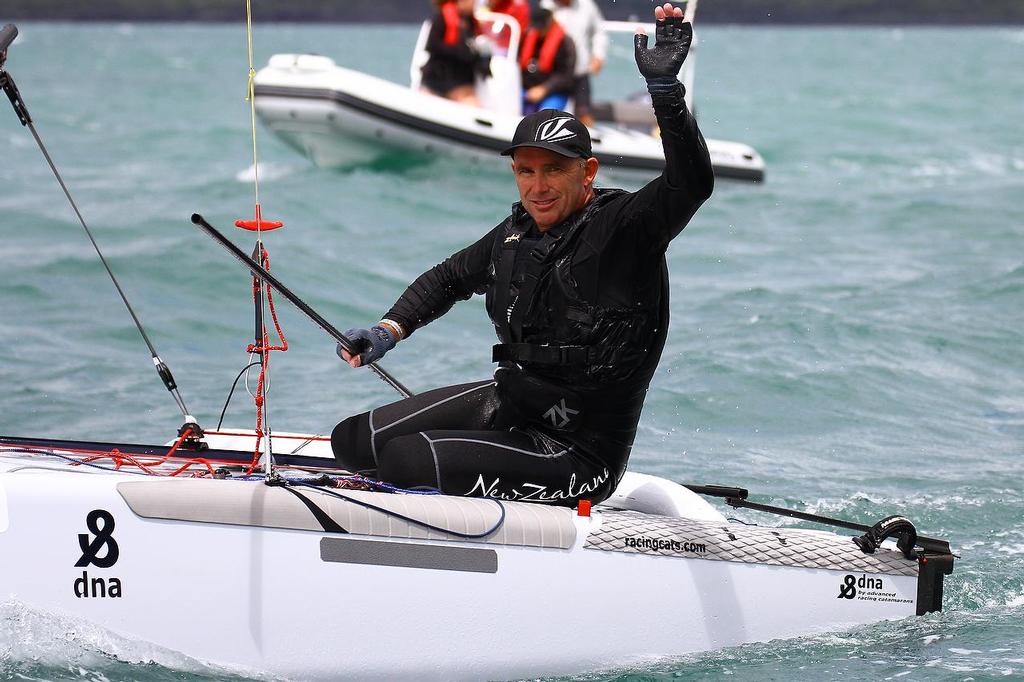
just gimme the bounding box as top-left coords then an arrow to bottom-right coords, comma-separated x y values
0,24 -> 17,55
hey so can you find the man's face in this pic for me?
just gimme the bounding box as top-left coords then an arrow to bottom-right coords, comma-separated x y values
511,147 -> 599,231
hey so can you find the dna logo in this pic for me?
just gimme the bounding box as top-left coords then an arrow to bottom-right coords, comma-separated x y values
75,509 -> 119,568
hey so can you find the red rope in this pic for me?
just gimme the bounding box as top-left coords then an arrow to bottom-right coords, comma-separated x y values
2,442 -> 354,478
75,436 -> 217,477
164,426 -> 190,459
0,248 -> 293,479
244,248 -> 289,475
167,457 -> 216,477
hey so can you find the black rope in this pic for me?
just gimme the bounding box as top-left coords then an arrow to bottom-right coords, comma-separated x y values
216,361 -> 262,430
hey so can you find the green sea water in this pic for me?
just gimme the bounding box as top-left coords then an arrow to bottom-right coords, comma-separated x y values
0,21 -> 1022,681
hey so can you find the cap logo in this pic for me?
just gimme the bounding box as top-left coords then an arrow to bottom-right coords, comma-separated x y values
536,117 -> 577,144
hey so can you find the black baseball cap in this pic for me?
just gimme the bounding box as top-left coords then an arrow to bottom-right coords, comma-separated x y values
501,109 -> 593,159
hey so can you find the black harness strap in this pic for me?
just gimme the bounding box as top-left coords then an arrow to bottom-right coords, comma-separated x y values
491,192 -> 623,356
506,230 -> 563,342
491,227 -> 526,344
281,486 -> 348,534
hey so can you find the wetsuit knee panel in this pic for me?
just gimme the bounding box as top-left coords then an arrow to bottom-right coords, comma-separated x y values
331,413 -> 374,472
377,433 -> 441,491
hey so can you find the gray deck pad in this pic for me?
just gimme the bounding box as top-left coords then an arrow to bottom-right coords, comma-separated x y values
586,510 -> 919,576
118,479 -> 576,549
320,537 -> 498,573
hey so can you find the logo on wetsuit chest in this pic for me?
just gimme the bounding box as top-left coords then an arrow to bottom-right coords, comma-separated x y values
543,398 -> 579,428
504,232 -> 523,244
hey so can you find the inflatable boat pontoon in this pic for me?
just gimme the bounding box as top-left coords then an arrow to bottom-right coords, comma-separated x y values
253,9 -> 766,183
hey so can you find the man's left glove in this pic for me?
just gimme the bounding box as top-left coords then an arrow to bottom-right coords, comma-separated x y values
338,325 -> 398,367
634,15 -> 692,88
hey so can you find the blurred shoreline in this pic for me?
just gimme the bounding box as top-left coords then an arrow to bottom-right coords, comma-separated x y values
3,0 -> 1024,25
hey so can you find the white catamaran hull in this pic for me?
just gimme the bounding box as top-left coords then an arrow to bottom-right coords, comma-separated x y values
0,433 -> 942,681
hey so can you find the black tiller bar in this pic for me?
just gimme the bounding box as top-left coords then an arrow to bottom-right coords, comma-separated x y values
191,213 -> 413,399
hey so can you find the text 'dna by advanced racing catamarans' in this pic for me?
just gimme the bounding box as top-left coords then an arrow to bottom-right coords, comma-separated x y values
0,18 -> 953,682
252,1 -> 766,183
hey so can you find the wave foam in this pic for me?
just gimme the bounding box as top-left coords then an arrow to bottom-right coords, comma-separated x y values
235,162 -> 298,184
0,600 -> 268,680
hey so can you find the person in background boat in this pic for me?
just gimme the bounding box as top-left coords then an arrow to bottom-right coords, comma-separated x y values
333,3 -> 712,507
481,0 -> 530,56
421,0 -> 491,106
545,0 -> 607,126
486,0 -> 530,36
518,7 -> 576,114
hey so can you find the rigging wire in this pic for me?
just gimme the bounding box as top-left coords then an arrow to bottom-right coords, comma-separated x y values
238,0 -> 288,478
0,55 -> 194,424
244,0 -> 262,212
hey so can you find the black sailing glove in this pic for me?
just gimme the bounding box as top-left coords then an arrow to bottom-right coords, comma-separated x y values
337,325 -> 397,366
634,15 -> 692,94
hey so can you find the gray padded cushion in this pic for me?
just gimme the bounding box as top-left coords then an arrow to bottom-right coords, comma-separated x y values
117,479 -> 576,549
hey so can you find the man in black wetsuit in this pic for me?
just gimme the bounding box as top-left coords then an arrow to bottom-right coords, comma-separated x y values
332,3 -> 713,506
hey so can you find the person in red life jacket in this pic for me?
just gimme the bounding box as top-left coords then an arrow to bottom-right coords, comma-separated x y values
421,0 -> 491,106
487,0 -> 530,35
484,0 -> 530,55
519,8 -> 577,114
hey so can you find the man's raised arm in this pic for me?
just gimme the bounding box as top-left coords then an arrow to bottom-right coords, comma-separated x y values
631,3 -> 714,239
